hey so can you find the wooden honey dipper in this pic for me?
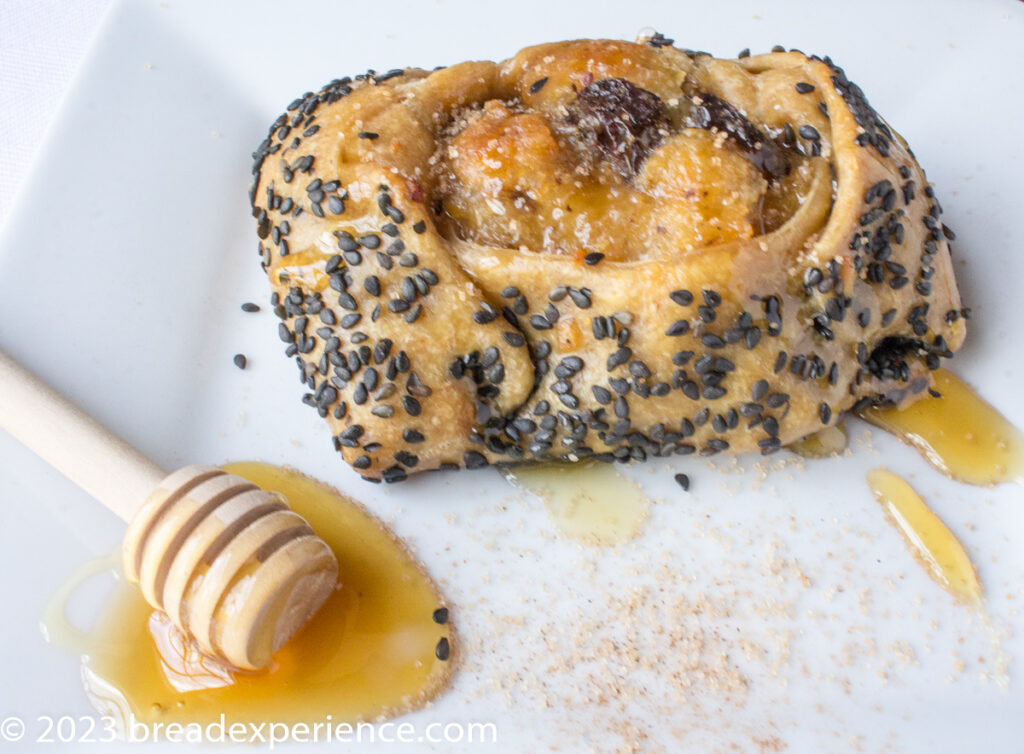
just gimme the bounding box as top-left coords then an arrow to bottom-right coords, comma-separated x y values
0,348 -> 338,671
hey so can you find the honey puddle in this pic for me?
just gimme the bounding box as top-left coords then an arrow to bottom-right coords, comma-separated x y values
42,462 -> 453,731
866,468 -> 982,606
860,368 -> 1024,486
502,462 -> 650,546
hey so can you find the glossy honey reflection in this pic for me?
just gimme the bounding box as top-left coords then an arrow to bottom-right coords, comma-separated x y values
62,462 -> 453,730
502,462 -> 650,546
866,468 -> 981,606
788,421 -> 849,459
861,368 -> 1024,486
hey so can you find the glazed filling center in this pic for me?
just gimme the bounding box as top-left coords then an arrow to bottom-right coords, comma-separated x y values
434,79 -> 821,261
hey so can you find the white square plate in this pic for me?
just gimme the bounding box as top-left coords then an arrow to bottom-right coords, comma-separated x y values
1,1 -> 1022,751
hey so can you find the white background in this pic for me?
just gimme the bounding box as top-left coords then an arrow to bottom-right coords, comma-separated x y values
1,1 -> 1023,752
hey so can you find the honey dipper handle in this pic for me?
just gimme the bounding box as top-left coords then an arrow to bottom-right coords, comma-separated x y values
0,348 -> 166,522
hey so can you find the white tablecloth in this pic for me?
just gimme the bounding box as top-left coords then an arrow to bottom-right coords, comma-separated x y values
0,0 -> 112,226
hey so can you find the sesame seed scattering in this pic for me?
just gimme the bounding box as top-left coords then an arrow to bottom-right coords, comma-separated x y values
249,37 -> 966,482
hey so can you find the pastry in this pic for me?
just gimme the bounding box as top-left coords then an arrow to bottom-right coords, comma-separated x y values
249,36 -> 967,482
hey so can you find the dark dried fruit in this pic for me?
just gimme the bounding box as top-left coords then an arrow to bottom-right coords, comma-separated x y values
567,78 -> 667,178
686,92 -> 789,179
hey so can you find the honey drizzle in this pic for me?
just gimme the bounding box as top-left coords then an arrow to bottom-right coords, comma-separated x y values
45,462 -> 453,730
788,422 -> 849,459
860,368 -> 1024,486
865,468 -> 982,606
502,462 -> 650,546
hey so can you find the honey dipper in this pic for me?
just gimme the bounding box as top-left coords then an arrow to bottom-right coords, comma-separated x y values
0,347 -> 338,671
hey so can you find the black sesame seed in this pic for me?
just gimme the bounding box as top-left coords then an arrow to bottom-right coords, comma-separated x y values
400,277 -> 417,301
609,377 -> 629,394
819,402 -> 832,424
435,637 -> 450,661
432,607 -> 449,624
529,77 -> 549,94
701,334 -> 725,349
241,302 -> 260,313
402,395 -> 422,416
740,402 -> 763,418
751,379 -> 768,401
464,451 -> 487,469
629,361 -> 651,379
358,131 -> 379,139
799,124 -> 820,140
233,354 -> 247,369
568,288 -> 592,309
670,289 -> 694,306
337,291 -> 358,311
674,473 -> 690,491
665,320 -> 690,337
795,82 -> 815,94
395,450 -> 419,468
382,466 -> 407,483
337,232 -> 359,251
607,347 -> 632,370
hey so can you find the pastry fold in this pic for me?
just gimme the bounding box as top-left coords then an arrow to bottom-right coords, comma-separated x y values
250,38 -> 966,481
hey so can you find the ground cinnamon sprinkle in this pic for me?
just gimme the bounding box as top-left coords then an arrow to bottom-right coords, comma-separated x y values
409,450 -> 1012,752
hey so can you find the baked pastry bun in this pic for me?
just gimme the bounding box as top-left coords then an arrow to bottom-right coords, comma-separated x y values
250,37 -> 966,482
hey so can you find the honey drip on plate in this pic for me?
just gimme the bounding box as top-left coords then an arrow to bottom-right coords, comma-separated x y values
866,468 -> 982,606
502,462 -> 650,546
860,368 -> 1024,486
788,421 -> 849,459
45,462 -> 453,731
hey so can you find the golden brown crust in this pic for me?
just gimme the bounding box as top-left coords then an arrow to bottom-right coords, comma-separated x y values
249,39 -> 966,482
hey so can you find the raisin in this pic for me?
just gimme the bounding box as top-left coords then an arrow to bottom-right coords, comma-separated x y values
567,78 -> 667,178
686,92 -> 789,180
